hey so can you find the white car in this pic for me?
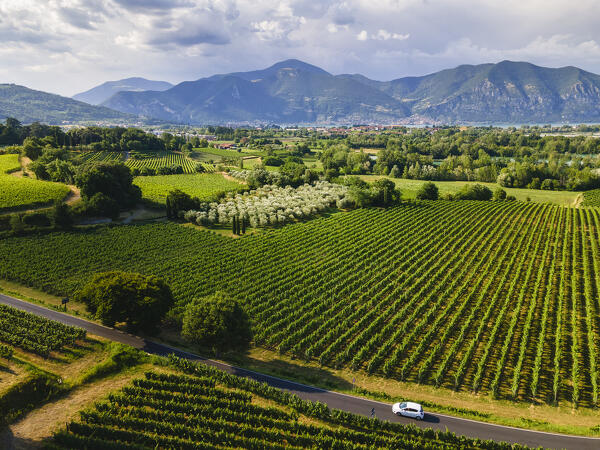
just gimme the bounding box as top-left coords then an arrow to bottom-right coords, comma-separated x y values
392,401 -> 424,420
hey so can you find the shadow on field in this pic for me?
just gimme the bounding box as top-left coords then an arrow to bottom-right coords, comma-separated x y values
225,354 -> 353,393
0,427 -> 42,450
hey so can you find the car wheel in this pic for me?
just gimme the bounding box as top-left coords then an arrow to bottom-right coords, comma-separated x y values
415,416 -> 422,420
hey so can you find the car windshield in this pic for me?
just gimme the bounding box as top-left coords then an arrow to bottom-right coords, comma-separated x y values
399,402 -> 407,409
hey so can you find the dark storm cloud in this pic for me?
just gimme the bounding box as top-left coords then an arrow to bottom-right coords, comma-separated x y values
148,28 -> 230,47
58,7 -> 101,30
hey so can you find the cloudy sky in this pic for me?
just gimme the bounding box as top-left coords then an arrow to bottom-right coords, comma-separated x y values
3,0 -> 600,96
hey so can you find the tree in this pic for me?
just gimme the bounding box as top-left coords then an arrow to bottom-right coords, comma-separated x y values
75,271 -> 173,334
21,137 -> 43,160
85,193 -> 120,219
389,165 -> 400,178
51,201 -> 73,229
493,187 -> 507,201
455,184 -> 493,201
181,292 -> 252,353
75,162 -> 141,211
416,182 -> 439,200
371,178 -> 401,206
166,189 -> 198,219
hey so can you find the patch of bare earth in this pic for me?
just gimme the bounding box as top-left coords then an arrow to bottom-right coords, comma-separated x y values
0,372 -> 138,449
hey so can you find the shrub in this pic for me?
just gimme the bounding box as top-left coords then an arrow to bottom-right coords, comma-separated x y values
22,211 -> 51,228
263,156 -> 284,167
455,184 -> 493,201
493,188 -> 507,201
416,182 -> 439,200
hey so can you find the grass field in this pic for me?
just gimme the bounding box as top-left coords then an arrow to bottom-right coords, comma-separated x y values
0,154 -> 71,211
1,200 -> 599,410
133,173 -> 246,204
193,146 -> 263,159
357,176 -> 582,206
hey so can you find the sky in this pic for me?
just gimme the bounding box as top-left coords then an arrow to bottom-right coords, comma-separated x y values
3,0 -> 600,97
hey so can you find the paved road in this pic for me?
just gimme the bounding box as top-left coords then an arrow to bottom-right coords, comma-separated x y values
1,293 -> 599,449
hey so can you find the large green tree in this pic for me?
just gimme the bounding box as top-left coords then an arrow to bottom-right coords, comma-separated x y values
75,162 -> 141,212
75,271 -> 173,334
181,292 -> 252,353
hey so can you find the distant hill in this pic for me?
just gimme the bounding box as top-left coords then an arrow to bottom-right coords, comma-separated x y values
73,77 -> 173,105
0,84 -> 137,125
346,60 -> 600,123
103,59 -> 409,125
103,59 -> 600,125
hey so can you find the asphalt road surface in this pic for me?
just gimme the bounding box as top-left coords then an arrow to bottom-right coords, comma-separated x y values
1,292 -> 599,449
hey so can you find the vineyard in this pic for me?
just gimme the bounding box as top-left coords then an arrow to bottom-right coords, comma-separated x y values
125,152 -> 199,173
0,304 -> 86,357
133,173 -> 245,204
1,201 -> 600,406
0,154 -> 71,211
0,154 -> 21,173
77,151 -> 124,163
582,189 -> 600,207
48,365 -> 526,449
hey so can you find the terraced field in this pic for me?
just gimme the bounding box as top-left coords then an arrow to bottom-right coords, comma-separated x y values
0,201 -> 599,407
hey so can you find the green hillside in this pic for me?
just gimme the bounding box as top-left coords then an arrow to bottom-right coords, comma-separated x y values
0,84 -> 136,125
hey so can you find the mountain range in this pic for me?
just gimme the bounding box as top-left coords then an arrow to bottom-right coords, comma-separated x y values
100,59 -> 600,125
5,59 -> 600,125
73,78 -> 173,105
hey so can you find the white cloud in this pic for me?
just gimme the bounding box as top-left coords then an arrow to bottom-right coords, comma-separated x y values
373,29 -> 409,41
3,0 -> 600,96
252,20 -> 287,41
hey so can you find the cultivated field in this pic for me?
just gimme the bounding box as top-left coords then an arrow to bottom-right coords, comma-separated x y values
0,201 -> 598,407
358,176 -> 582,206
48,367 -> 513,449
0,154 -> 71,211
582,189 -> 600,207
76,151 -> 123,163
125,152 -> 199,173
133,173 -> 245,204
0,154 -> 21,174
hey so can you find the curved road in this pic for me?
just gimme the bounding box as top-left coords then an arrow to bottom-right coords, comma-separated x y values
1,293 -> 598,449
